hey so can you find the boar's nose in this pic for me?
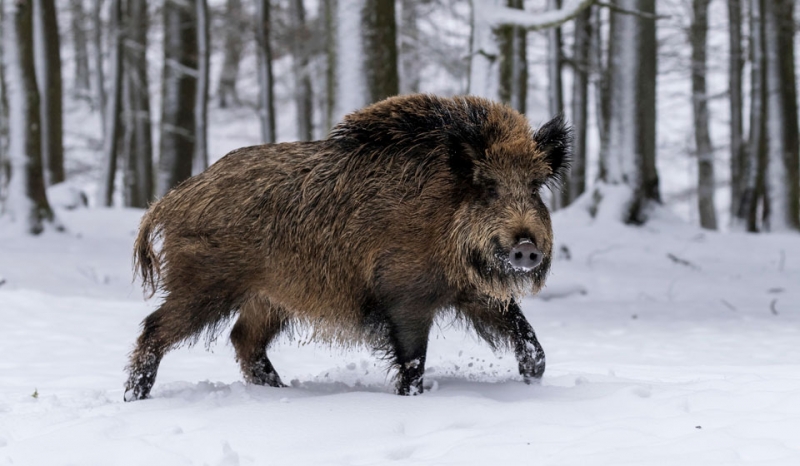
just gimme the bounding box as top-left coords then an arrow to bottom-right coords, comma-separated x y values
508,240 -> 542,270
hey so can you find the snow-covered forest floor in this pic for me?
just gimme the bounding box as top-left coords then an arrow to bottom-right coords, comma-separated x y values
1,202 -> 798,465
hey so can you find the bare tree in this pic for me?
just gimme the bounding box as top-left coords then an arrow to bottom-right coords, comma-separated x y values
762,0 -> 799,231
217,0 -> 243,108
468,0 -> 594,99
122,0 -> 153,207
0,0 -> 9,201
329,0 -> 398,125
362,0 -> 399,104
92,0 -> 106,123
33,0 -> 64,186
289,0 -> 313,141
598,0 -> 659,224
194,0 -> 209,173
323,0 -> 337,131
2,0 -> 54,233
498,0 -> 527,113
733,0 -> 766,231
690,0 -> 717,229
255,0 -> 276,143
564,6 -> 593,206
546,0 -> 564,117
157,0 -> 198,197
728,0 -> 744,220
99,0 -> 123,206
69,0 -> 92,98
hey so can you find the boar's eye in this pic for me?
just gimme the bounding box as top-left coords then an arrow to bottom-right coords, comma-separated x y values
482,180 -> 498,199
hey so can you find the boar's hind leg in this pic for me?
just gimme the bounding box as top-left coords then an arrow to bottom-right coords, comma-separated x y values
458,295 -> 545,383
124,292 -> 236,401
230,298 -> 288,388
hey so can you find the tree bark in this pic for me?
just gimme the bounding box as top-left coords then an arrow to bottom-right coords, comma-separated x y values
122,0 -> 153,208
599,0 -> 660,225
565,6 -> 592,206
728,0 -> 744,220
498,0 -> 527,114
69,0 -> 91,98
157,0 -> 197,197
362,0 -> 399,104
194,0 -> 209,174
33,0 -> 64,186
99,0 -> 123,206
92,0 -> 106,124
762,0 -> 799,231
290,0 -> 313,141
2,0 -> 54,233
217,0 -> 242,108
690,0 -> 717,230
733,0 -> 766,232
255,0 -> 276,143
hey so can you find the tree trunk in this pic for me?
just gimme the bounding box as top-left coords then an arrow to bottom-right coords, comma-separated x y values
565,6 -> 592,206
690,0 -> 717,230
362,0 -> 399,104
122,0 -> 152,208
157,0 -> 197,197
290,0 -> 313,141
217,0 -> 242,108
547,0 -> 564,211
2,0 -> 54,233
546,0 -> 563,117
599,0 -> 659,224
498,0 -> 527,114
733,0 -> 766,232
99,0 -> 123,206
194,0 -> 209,174
255,0 -> 275,143
69,0 -> 91,98
92,0 -> 106,124
762,0 -> 800,231
324,0 -> 337,131
399,0 -> 421,94
0,0 -> 10,202
33,0 -> 64,186
331,0 -> 367,123
594,5 -> 610,183
728,0 -> 744,220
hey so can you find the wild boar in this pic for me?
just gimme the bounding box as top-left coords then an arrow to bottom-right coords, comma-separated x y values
124,94 -> 570,401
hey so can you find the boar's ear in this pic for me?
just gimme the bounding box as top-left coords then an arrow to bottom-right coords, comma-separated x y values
533,114 -> 572,185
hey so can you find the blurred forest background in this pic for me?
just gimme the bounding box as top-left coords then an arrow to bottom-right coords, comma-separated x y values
1,0 -> 799,235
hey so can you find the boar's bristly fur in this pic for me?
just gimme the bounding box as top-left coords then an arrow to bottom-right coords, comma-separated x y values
124,94 -> 571,401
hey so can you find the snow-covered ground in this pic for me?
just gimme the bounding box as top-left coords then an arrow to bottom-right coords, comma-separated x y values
1,202 -> 798,465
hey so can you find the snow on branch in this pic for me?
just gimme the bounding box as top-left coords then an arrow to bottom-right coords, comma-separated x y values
478,0 -> 596,31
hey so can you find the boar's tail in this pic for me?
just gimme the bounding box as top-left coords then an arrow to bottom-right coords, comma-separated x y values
134,208 -> 163,299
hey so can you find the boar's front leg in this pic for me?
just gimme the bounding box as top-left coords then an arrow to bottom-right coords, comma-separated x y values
363,296 -> 435,396
457,293 -> 546,383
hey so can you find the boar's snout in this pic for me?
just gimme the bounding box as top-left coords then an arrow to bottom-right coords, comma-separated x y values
508,239 -> 542,271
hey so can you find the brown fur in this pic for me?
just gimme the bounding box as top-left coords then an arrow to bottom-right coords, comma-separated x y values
124,94 -> 571,400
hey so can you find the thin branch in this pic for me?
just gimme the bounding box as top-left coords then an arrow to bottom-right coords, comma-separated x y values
484,0 -> 596,31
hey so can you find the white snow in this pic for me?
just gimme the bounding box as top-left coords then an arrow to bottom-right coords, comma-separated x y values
1,201 -> 799,465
